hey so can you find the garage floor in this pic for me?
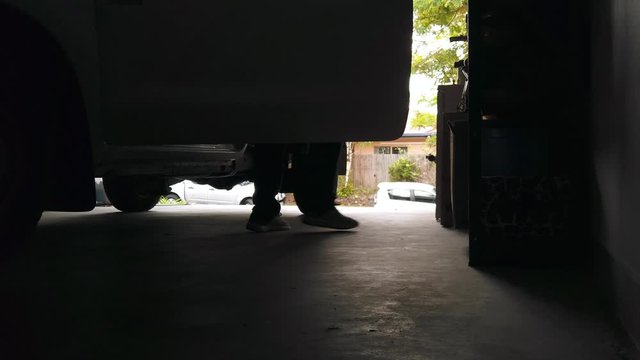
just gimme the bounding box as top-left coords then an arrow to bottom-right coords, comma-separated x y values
0,205 -> 634,360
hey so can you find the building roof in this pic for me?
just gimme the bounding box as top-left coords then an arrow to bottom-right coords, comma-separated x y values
401,128 -> 436,138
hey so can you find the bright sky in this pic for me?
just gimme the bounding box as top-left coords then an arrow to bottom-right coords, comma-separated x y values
406,74 -> 437,132
404,31 -> 462,133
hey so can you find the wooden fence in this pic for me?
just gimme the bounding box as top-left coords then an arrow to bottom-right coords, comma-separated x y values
350,154 -> 436,189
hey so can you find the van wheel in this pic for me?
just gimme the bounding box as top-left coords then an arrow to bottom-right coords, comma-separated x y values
240,197 -> 254,205
103,176 -> 162,212
0,115 -> 43,251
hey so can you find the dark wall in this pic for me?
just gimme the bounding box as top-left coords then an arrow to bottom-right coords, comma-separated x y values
590,0 -> 640,351
468,0 -> 591,266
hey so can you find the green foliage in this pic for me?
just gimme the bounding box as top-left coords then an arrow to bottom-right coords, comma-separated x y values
412,0 -> 468,84
410,111 -> 437,129
388,158 -> 421,182
336,176 -> 355,198
410,111 -> 437,148
413,0 -> 468,36
412,47 -> 465,84
335,176 -> 377,206
418,95 -> 438,107
158,196 -> 187,205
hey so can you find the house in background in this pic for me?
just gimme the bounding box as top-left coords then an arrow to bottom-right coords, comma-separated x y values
350,129 -> 437,189
352,128 -> 436,156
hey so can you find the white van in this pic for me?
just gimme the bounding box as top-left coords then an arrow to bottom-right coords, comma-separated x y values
1,1 -> 412,240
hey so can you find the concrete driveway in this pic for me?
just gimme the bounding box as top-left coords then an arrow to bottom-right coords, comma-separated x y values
0,205 -> 631,359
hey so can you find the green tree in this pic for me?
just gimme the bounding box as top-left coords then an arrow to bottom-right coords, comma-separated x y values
410,111 -> 437,147
388,158 -> 421,182
410,111 -> 436,129
412,0 -> 467,84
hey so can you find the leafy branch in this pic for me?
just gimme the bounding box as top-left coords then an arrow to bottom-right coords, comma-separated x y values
412,0 -> 468,84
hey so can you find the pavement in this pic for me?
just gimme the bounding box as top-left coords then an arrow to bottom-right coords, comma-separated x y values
0,205 -> 634,360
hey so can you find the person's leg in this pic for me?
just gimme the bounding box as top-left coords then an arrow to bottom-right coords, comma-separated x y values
293,142 -> 358,229
247,144 -> 290,232
293,143 -> 341,214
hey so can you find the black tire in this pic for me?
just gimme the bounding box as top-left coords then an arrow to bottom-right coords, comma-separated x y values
103,176 -> 162,213
240,197 -> 254,205
1,113 -> 43,251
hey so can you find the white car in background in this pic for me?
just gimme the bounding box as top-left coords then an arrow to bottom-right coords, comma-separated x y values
167,180 -> 285,205
374,182 -> 436,210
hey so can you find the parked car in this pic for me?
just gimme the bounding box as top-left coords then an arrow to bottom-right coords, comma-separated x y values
374,182 -> 436,210
167,180 -> 284,205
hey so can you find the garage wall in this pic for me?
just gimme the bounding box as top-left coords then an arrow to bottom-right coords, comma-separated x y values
467,0 -> 592,266
590,0 -> 640,351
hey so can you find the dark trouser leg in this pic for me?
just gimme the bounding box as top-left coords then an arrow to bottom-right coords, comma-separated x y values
293,142 -> 342,215
250,144 -> 286,223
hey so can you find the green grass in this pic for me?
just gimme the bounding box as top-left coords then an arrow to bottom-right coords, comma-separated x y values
157,196 -> 187,206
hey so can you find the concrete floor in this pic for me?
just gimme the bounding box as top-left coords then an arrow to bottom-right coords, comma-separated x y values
0,205 -> 634,359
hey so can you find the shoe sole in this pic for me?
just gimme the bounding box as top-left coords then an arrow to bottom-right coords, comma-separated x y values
246,223 -> 291,233
301,216 -> 358,230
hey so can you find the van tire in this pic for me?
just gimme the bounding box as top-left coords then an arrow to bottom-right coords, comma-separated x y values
1,112 -> 43,252
103,176 -> 162,213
